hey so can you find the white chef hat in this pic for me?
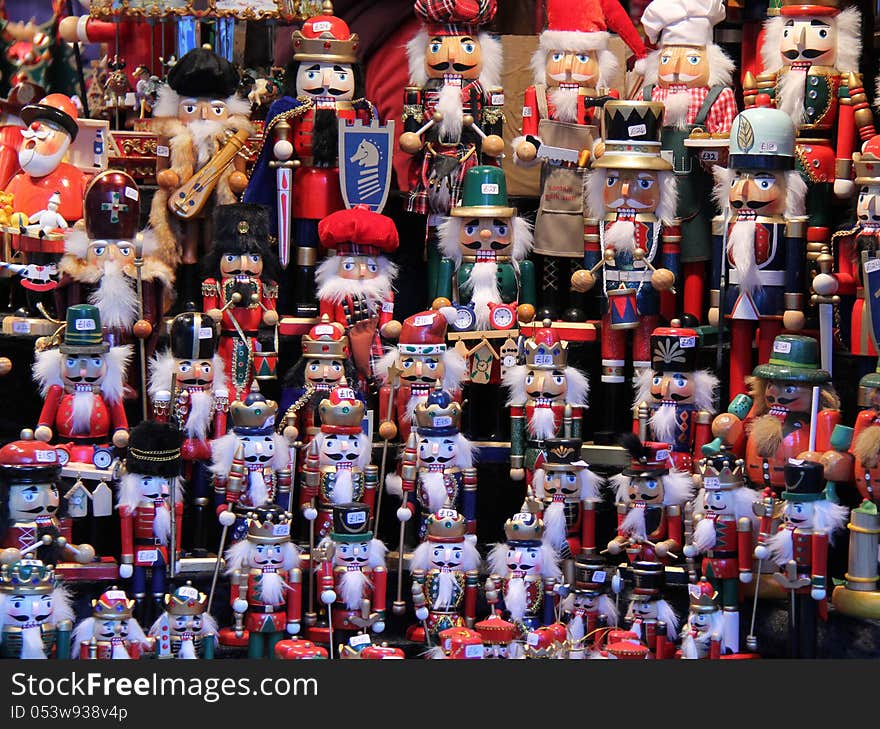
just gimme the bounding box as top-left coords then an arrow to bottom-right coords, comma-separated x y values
640,0 -> 726,48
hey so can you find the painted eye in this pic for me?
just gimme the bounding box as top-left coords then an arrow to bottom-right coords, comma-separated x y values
758,178 -> 775,189
818,29 -> 828,38
606,176 -> 617,187
687,55 -> 700,65
212,106 -> 225,115
462,41 -> 475,54
430,41 -> 442,53
91,358 -> 102,367
335,71 -> 348,81
576,54 -> 589,64
22,491 -> 36,502
367,262 -> 378,273
525,373 -> 534,383
652,376 -> 662,386
660,55 -> 671,64
425,360 -> 438,370
117,246 -> 132,257
93,246 -> 106,256
179,362 -> 192,373
496,225 -> 508,236
638,178 -> 654,189
183,104 -> 196,114
551,53 -> 564,62
783,29 -> 790,37
552,375 -> 564,385
342,261 -> 356,271
675,377 -> 686,387
331,363 -> 342,371
66,358 -> 76,367
307,71 -> 320,80
308,363 -> 319,372
250,255 -> 260,263
465,224 -> 477,236
644,479 -> 658,490
225,254 -> 236,263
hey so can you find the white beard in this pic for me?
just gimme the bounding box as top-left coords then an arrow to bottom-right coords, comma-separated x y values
19,143 -> 66,177
649,402 -> 679,444
505,577 -> 528,622
178,636 -> 197,659
437,83 -> 463,143
567,612 -> 585,643
247,469 -> 270,508
20,626 -> 47,659
727,219 -> 760,296
90,259 -> 137,330
404,392 -> 429,424
111,641 -> 132,659
766,526 -> 794,567
620,506 -> 647,542
692,514 -> 717,552
187,120 -> 224,167
339,569 -> 371,611
257,569 -> 286,605
662,91 -> 692,131
548,86 -> 580,124
316,268 -> 393,310
435,569 -> 456,610
333,468 -> 354,504
681,632 -> 698,659
543,501 -> 567,550
71,390 -> 96,435
186,390 -> 214,440
465,261 -> 501,330
604,220 -> 637,254
153,501 -> 171,545
529,406 -> 558,440
779,67 -> 807,125
420,471 -> 448,513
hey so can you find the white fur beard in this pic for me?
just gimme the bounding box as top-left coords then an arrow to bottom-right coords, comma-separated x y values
178,637 -> 197,659
605,220 -> 637,254
437,84 -> 463,142
435,569 -> 456,610
548,86 -> 579,124
340,569 -> 371,610
567,613 -> 585,642
544,501 -> 567,550
779,68 -> 807,125
767,527 -> 794,566
681,632 -> 698,659
405,392 -> 428,424
692,515 -> 717,552
728,220 -> 760,296
333,468 -> 354,503
247,470 -> 270,508
316,269 -> 393,309
186,390 -> 214,439
112,641 -> 132,659
153,502 -> 171,545
649,403 -> 678,444
620,507 -> 647,542
71,390 -> 95,435
258,570 -> 286,605
465,261 -> 501,330
505,577 -> 528,622
21,627 -> 47,659
421,471 -> 448,513
529,407 -> 558,441
187,120 -> 223,167
90,259 -> 137,330
663,91 -> 692,131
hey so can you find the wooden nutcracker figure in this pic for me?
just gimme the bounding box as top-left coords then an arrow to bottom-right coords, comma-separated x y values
0,560 -> 73,659
512,0 -> 645,321
502,319 -> 589,485
757,459 -> 848,658
150,311 -> 229,554
572,101 -> 679,433
148,582 -> 218,660
117,421 -> 184,625
633,322 -> 718,472
201,203 -> 281,404
474,613 -> 518,658
851,364 -> 880,502
623,560 -> 679,658
224,505 -> 301,659
401,0 -> 505,299
708,106 -> 808,394
148,47 -> 252,304
607,437 -> 694,565
679,578 -> 724,659
561,555 -> 619,658
409,505 -> 482,642
640,0 -> 738,321
0,81 -> 44,191
72,587 -> 151,659
435,165 -> 536,330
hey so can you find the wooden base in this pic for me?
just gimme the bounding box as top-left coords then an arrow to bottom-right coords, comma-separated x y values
832,585 -> 880,619
56,557 -> 118,581
1,316 -> 59,337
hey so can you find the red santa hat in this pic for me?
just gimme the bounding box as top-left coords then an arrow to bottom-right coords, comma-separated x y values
318,204 -> 399,257
413,0 -> 497,36
397,308 -> 457,355
539,0 -> 646,59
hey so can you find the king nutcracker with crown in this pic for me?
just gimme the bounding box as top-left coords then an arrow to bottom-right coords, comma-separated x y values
149,582 -> 218,660
623,560 -> 679,659
72,587 -> 152,659
679,578 -> 724,659
561,555 -> 619,658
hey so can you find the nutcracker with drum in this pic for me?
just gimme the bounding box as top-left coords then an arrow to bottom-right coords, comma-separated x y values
623,560 -> 679,659
640,0 -> 739,322
679,578 -> 724,659
475,613 -> 518,658
72,586 -> 152,659
148,582 -> 218,660
561,555 -> 619,658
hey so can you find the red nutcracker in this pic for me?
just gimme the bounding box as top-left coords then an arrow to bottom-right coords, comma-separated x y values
679,578 -> 724,659
72,587 -> 151,659
851,364 -> 880,502
426,626 -> 485,659
561,555 -> 619,659
623,560 -> 679,659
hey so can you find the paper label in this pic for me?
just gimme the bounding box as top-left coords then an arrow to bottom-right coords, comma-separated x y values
156,145 -> 169,158
522,106 -> 532,117
444,638 -> 452,651
700,150 -> 719,162
773,340 -> 792,354
381,301 -> 394,313
413,314 -> 434,327
688,584 -> 703,598
272,524 -> 290,537
865,258 -> 880,274
179,586 -> 199,600
12,320 -> 30,334
337,387 -> 355,400
136,549 -> 158,563
35,450 -> 56,463
679,335 -> 696,348
312,20 -> 332,31
432,416 -> 452,427
491,93 -> 504,105
465,644 -> 484,658
526,632 -> 540,646
481,183 -> 499,195
534,354 -> 553,366
656,449 -> 670,462
314,324 -> 335,336
346,510 -> 367,526
124,186 -> 139,201
704,476 -> 720,488
759,141 -> 778,153
198,327 -> 213,339
628,123 -> 647,137
349,633 -> 371,648
593,570 -> 606,583
75,318 -> 96,331
437,509 -> 457,519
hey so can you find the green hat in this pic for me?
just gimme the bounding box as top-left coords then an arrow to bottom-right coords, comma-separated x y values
752,334 -> 830,384
59,304 -> 109,354
450,166 -> 516,218
860,364 -> 880,391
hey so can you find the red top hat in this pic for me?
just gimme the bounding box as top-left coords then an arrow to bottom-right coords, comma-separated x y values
413,0 -> 497,35
318,205 -> 399,257
542,0 -> 646,59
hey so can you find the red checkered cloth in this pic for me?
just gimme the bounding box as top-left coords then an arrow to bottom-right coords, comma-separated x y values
413,0 -> 497,28
650,85 -> 738,135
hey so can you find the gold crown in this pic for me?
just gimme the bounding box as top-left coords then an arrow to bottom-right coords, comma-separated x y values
165,582 -> 207,616
413,383 -> 462,432
425,507 -> 467,542
246,509 -> 293,544
854,151 -> 880,186
291,2 -> 359,64
504,505 -> 544,543
689,580 -> 720,613
698,455 -> 744,491
92,588 -> 135,620
229,390 -> 278,431
318,383 -> 365,431
302,314 -> 350,360
0,560 -> 55,595
523,321 -> 568,370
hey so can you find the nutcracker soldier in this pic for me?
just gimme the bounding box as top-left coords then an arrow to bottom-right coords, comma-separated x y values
512,0 -> 646,320
758,459 -> 848,658
0,560 -> 73,659
149,47 -> 252,304
401,0 -> 505,299
633,321 -> 718,472
679,578 -> 724,659
502,319 -> 590,484
623,560 -> 679,658
561,555 -> 619,659
708,106 -> 808,394
117,421 -> 184,625
201,203 -> 281,404
683,454 -> 756,653
435,165 -> 536,329
72,587 -> 151,659
149,311 -> 229,554
851,363 -> 880,502
224,505 -> 302,659
640,0 -> 738,321
148,582 -> 218,660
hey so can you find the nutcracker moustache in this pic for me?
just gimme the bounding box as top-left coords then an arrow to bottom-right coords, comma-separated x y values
623,560 -> 679,658
148,582 -> 218,660
72,587 -> 151,659
680,578 -> 724,659
561,555 -> 619,658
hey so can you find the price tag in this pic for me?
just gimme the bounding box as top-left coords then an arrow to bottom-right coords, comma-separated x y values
773,340 -> 792,354
700,150 -> 719,162
628,123 -> 647,137
312,20 -> 332,31
179,586 -> 199,600
490,93 -> 504,105
272,524 -> 290,537
704,476 -> 720,488
349,633 -> 371,648
337,388 -> 355,400
865,258 -> 880,274
156,145 -> 169,158
124,186 -> 139,201
679,335 -> 696,348
465,644 -> 484,658
413,315 -> 434,327
534,354 -> 553,366
526,632 -> 540,646
438,509 -> 458,518
75,318 -> 96,331
346,511 -> 367,526
522,106 -> 532,117
381,301 -> 394,313
198,327 -> 213,339
593,570 -> 606,583
314,325 -> 335,336
432,416 -> 452,427
759,141 -> 778,152
12,320 -> 30,334
135,549 -> 158,563
35,450 -> 56,463
481,183 -> 499,195
656,449 -> 670,462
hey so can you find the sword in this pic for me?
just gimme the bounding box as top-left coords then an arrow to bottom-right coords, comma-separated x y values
268,119 -> 300,269
811,246 -> 839,377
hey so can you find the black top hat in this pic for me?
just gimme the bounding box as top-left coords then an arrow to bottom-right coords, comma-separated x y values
166,47 -> 239,99
170,311 -> 218,361
542,438 -> 585,471
126,421 -> 183,478
630,561 -> 665,599
619,434 -> 672,478
782,459 -> 827,503
574,555 -> 608,595
214,203 -> 272,253
331,502 -> 373,543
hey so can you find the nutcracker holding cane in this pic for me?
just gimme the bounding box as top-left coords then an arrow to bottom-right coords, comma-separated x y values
561,555 -> 619,658
149,582 -> 218,660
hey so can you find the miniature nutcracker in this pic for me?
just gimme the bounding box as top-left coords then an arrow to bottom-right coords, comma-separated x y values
623,561 -> 679,658
72,587 -> 151,659
708,106 -> 808,393
409,505 -> 482,641
0,560 -> 73,659
634,322 -> 718,472
640,0 -> 738,321
679,578 -> 724,659
148,47 -> 252,303
607,437 -> 694,564
224,505 -> 302,659
117,421 -> 184,625
149,311 -> 229,554
148,582 -> 218,660
426,626 -> 486,659
401,0 -> 505,299
757,459 -> 848,658
315,205 -> 401,388
572,101 -> 679,432
683,454 -> 756,653
512,0 -> 645,320
201,203 -> 281,403
502,319 -> 589,484
561,555 -> 619,658
434,165 -> 535,329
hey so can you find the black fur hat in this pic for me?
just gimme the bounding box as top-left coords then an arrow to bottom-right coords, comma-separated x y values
167,47 -> 240,99
126,421 -> 183,478
203,203 -> 281,282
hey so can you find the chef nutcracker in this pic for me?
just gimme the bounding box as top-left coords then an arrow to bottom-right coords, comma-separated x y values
572,101 -> 679,433
401,0 -> 505,299
117,421 -> 184,625
708,106 -> 808,394
679,578 -> 724,660
243,1 -> 375,316
561,555 -> 619,659
224,505 -> 302,659
72,587 -> 151,659
150,311 -> 229,554
757,459 -> 848,658
201,203 -> 281,404
710,334 -> 841,493
0,560 -> 73,659
640,0 -> 738,321
316,204 -> 400,388
683,454 -> 756,654
502,318 -> 589,484
148,582 -> 218,660
623,560 -> 679,658
435,165 -> 536,329
149,46 -> 252,304
606,437 -> 694,565
409,505 -> 481,641
512,0 -> 646,320
633,321 -> 718,472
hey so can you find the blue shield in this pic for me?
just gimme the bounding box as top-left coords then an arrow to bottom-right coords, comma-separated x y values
339,119 -> 395,213
864,253 -> 880,351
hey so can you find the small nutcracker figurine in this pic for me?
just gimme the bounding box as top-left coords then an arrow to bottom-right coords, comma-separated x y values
502,319 -> 589,485
148,582 -> 218,660
0,560 -> 73,659
72,587 -> 152,659
561,555 -> 619,659
623,560 -> 679,659
757,459 -> 848,658
117,421 -> 184,624
224,505 -> 302,659
201,203 -> 281,404
679,578 -> 724,659
852,364 -> 880,502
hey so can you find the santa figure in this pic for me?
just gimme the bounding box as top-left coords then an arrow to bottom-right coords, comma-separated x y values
679,578 -> 724,660
561,555 -> 619,659
72,587 -> 152,659
0,81 -> 44,190
623,560 -> 679,659
148,582 -> 218,660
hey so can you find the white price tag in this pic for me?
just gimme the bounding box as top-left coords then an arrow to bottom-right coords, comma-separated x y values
465,644 -> 484,658
136,549 -> 158,563
156,145 -> 169,158
349,633 -> 371,648
12,320 -> 30,334
198,327 -> 213,339
534,354 -> 553,366
312,20 -> 332,31
679,335 -> 696,348
381,301 -> 394,313
35,450 -> 56,463
704,476 -> 720,488
700,150 -> 719,162
179,586 -> 199,599
773,340 -> 792,354
481,183 -> 499,195
413,314 -> 434,327
346,510 -> 367,526
314,324 -> 335,336
656,449 -> 670,462
124,186 -> 139,201
490,94 -> 504,105
337,388 -> 355,400
865,258 -> 880,274
432,416 -> 452,427
593,570 -> 606,583
526,632 -> 540,646
759,141 -> 778,153
437,509 -> 457,518
628,123 -> 647,137
272,524 -> 290,537
75,318 -> 96,331
522,106 -> 532,117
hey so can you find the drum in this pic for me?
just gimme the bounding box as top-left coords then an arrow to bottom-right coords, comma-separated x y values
607,286 -> 639,330
254,325 -> 279,381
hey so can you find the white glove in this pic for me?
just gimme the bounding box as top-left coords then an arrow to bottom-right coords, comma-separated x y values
754,544 -> 769,560
611,573 -> 623,594
286,621 -> 301,636
219,509 -> 236,527
320,589 -> 337,605
302,506 -> 318,522
415,607 -> 429,621
397,506 -> 412,522
372,621 -> 385,634
834,178 -> 855,198
811,587 -> 826,601
154,389 -> 171,404
739,571 -> 753,584
233,598 -> 248,614
682,544 -> 696,558
118,563 -> 133,579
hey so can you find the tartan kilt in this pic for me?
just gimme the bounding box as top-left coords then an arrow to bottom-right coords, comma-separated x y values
406,142 -> 481,216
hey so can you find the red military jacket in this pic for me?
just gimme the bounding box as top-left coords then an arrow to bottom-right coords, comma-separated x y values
79,638 -> 147,659
697,513 -> 753,580
541,497 -> 596,555
38,385 -> 128,443
119,499 -> 184,567
512,401 -> 583,441
616,502 -> 683,563
152,385 -> 228,462
320,563 -> 387,629
789,527 -> 828,595
202,277 -> 277,335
